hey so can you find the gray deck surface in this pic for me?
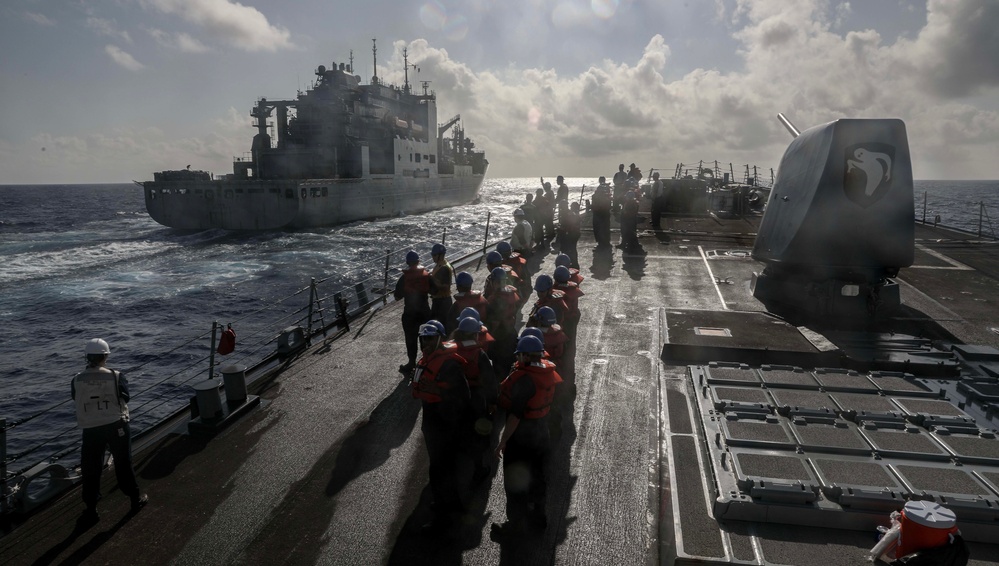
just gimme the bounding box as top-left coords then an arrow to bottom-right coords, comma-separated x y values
3,212 -> 999,565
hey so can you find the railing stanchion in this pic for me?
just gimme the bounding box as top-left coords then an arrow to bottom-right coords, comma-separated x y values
208,321 -> 218,380
383,249 -> 391,305
442,227 -> 447,246
307,278 -> 317,341
482,212 -> 491,254
923,192 -> 927,224
980,201 -> 984,238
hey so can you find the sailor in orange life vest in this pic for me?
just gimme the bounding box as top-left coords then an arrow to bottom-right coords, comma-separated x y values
484,251 -> 523,301
496,241 -> 533,307
526,274 -> 568,328
554,253 -> 585,286
72,339 -> 148,526
483,266 -> 522,377
429,243 -> 455,325
453,316 -> 499,484
394,250 -> 435,376
410,320 -> 473,532
445,271 -> 489,334
492,335 -> 563,537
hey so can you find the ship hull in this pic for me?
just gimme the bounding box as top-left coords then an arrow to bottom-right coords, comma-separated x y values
143,170 -> 486,230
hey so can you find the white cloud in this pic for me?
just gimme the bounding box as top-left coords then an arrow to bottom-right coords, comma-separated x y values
148,28 -> 210,52
87,17 -> 132,44
105,45 -> 145,71
25,12 -> 55,26
144,0 -> 293,52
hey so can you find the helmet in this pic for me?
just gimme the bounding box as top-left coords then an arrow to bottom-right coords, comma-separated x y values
490,266 -> 507,283
625,191 -> 636,199
405,250 -> 419,264
496,241 -> 512,255
534,274 -> 553,292
85,338 -> 110,355
419,320 -> 446,337
455,271 -> 473,288
458,306 -> 480,322
513,208 -> 525,217
486,251 -> 503,265
537,306 -> 557,326
554,266 -> 571,283
515,335 -> 545,354
458,316 -> 482,334
431,243 -> 446,256
520,327 -> 544,342
555,253 -> 571,267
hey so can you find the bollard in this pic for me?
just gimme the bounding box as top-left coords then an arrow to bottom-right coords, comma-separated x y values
221,365 -> 248,405
355,282 -> 369,307
278,326 -> 307,355
193,380 -> 223,421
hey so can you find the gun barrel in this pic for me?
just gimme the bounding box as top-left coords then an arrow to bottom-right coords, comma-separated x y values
777,113 -> 800,138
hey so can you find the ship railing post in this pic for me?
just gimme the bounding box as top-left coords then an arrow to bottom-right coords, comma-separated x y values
979,201 -> 984,239
1,418 -> 8,515
383,250 -> 390,305
482,212 -> 491,254
209,321 -> 218,380
307,278 -> 317,343
441,228 -> 447,246
923,192 -> 927,224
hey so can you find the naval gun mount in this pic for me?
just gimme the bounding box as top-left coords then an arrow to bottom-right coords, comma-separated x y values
751,116 -> 915,323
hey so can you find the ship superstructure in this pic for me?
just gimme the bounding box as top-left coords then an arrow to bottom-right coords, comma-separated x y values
143,45 -> 487,230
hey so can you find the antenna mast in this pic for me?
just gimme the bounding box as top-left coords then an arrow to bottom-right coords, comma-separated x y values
349,50 -> 354,74
371,39 -> 378,84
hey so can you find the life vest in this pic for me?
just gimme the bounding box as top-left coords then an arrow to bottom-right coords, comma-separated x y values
402,266 -> 432,295
487,286 -> 521,329
567,268 -> 584,286
542,325 -> 568,362
455,340 -> 485,387
431,261 -> 454,299
453,291 -> 489,321
411,341 -> 465,403
499,360 -> 562,419
217,325 -> 236,355
553,282 -> 583,319
73,368 -> 128,428
502,254 -> 528,280
477,326 -> 496,350
530,290 -> 568,325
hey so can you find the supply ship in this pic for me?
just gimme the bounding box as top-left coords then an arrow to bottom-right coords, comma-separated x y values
142,46 -> 487,230
4,115 -> 999,565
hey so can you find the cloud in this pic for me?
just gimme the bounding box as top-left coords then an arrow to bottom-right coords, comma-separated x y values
144,0 -> 293,52
25,12 -> 56,26
105,45 -> 145,71
148,28 -> 210,52
87,17 -> 132,43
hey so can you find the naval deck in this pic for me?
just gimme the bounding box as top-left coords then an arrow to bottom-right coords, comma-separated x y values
3,212 -> 999,565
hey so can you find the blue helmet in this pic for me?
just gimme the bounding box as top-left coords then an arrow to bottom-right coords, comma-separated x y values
419,320 -> 446,337
534,274 -> 553,292
520,327 -> 544,342
490,266 -> 507,283
458,306 -> 481,322
537,306 -> 557,326
458,316 -> 482,334
513,208 -> 525,217
497,241 -> 512,255
554,266 -> 571,283
431,243 -> 446,256
455,271 -> 473,288
405,250 -> 419,264
555,253 -> 571,267
515,335 -> 545,354
486,251 -> 503,265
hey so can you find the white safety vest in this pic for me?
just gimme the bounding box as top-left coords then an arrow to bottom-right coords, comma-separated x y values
73,368 -> 129,428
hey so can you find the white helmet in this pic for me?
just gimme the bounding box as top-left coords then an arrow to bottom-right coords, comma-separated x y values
85,338 -> 110,355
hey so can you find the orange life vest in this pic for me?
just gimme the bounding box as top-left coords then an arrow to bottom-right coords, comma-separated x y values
499,360 -> 562,419
402,266 -> 432,294
453,291 -> 489,320
411,341 -> 465,403
455,340 -> 485,387
542,325 -> 568,362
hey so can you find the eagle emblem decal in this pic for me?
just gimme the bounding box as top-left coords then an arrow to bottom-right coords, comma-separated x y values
844,143 -> 895,207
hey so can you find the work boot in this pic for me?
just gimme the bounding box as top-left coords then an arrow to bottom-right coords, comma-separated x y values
77,508 -> 99,529
399,362 -> 415,377
130,493 -> 149,514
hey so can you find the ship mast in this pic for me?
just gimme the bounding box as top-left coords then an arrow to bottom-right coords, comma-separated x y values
371,39 -> 378,85
403,48 -> 419,95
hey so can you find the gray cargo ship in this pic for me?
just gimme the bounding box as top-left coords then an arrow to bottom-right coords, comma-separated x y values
142,47 -> 487,230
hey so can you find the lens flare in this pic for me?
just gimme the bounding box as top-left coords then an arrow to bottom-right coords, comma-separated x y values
442,14 -> 469,41
420,2 -> 447,30
591,0 -> 618,19
527,107 -> 541,130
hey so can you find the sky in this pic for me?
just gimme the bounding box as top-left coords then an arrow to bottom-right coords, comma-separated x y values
1,0 -> 998,184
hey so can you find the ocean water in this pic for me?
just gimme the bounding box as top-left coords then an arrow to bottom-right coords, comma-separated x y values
0,177 -> 996,477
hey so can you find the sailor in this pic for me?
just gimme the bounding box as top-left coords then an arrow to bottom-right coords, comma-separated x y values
555,253 -> 585,286
554,175 -> 569,216
491,335 -> 563,537
446,271 -> 489,334
496,241 -> 532,306
552,266 -> 583,343
453,316 -> 498,484
429,243 -> 455,325
558,201 -> 582,269
591,177 -> 612,248
534,185 -> 554,243
458,306 -> 497,353
520,195 -> 539,244
72,338 -> 148,526
485,250 -> 523,301
394,250 -> 435,375
510,208 -> 534,257
620,190 -> 643,253
484,267 -> 522,376
410,320 -> 472,533
612,164 -> 628,210
527,274 -> 568,328
535,308 -> 568,377
649,171 -> 665,230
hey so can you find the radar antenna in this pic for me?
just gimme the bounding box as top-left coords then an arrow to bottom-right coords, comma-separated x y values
371,39 -> 378,84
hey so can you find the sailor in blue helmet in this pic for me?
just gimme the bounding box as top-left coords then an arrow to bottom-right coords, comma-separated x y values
72,338 -> 148,526
510,207 -> 534,256
527,274 -> 568,328
446,271 -> 488,334
429,243 -> 454,325
497,240 -> 532,307
492,335 -> 563,538
411,320 -> 472,534
394,250 -> 434,376
484,266 -> 521,376
453,316 -> 498,484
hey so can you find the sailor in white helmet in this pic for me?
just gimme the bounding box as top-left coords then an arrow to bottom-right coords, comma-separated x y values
72,338 -> 147,526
